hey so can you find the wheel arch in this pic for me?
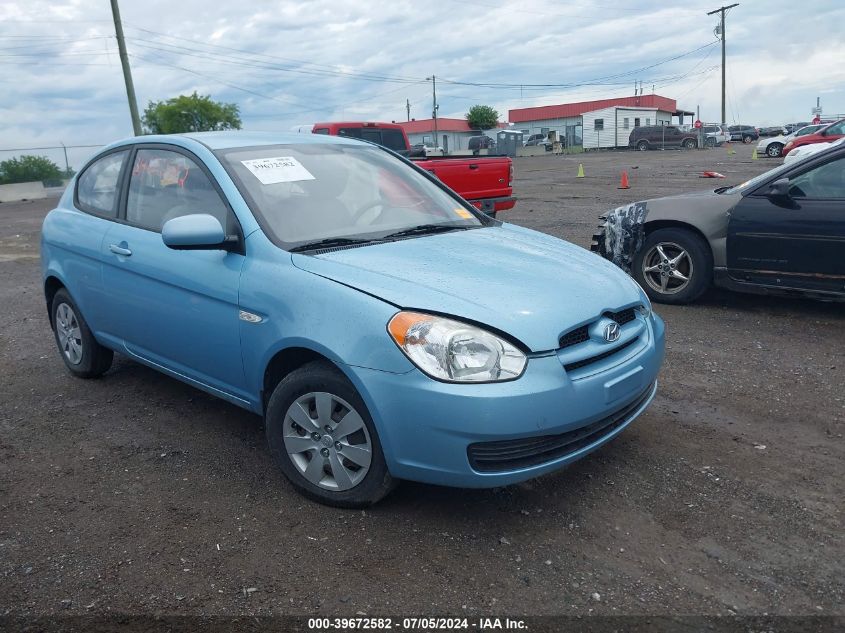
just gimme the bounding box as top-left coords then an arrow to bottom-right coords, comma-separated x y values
44,275 -> 66,325
262,346 -> 335,413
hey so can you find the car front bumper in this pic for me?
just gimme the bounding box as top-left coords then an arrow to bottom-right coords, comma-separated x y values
346,313 -> 665,488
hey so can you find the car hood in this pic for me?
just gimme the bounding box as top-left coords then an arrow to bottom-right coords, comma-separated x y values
291,224 -> 643,352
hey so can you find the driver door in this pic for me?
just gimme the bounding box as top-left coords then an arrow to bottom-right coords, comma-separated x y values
100,146 -> 250,403
726,152 -> 845,293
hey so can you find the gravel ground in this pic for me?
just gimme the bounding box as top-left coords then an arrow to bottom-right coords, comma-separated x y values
1,144 -> 842,619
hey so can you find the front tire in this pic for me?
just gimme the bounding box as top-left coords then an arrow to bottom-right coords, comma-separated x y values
766,143 -> 783,157
683,138 -> 696,149
633,228 -> 712,304
636,140 -> 649,152
265,361 -> 396,508
51,288 -> 113,378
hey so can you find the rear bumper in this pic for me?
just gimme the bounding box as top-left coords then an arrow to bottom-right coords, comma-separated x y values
469,196 -> 516,215
345,313 -> 665,488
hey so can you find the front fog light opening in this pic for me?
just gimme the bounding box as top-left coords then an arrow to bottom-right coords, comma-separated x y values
388,311 -> 527,383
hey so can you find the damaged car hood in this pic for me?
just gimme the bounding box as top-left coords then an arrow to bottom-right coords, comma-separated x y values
292,223 -> 643,352
598,189 -> 736,271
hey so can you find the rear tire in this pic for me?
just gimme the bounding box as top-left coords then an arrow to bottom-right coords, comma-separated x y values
51,288 -> 113,378
633,228 -> 712,305
265,360 -> 396,508
742,135 -> 753,144
766,143 -> 783,157
636,140 -> 649,152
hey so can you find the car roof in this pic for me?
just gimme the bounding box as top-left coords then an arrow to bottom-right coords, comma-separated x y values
102,130 -> 364,153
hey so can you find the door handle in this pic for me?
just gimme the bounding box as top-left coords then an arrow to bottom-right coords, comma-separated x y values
109,244 -> 132,257
469,164 -> 479,170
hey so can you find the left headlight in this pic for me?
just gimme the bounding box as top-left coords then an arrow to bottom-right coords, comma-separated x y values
388,311 -> 527,383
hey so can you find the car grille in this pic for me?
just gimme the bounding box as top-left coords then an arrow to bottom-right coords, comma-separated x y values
564,337 -> 639,372
467,383 -> 655,473
559,325 -> 590,349
557,307 -> 638,349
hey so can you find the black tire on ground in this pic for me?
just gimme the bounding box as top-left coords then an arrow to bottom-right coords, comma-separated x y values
766,143 -> 783,157
51,288 -> 113,378
633,227 -> 713,305
265,360 -> 396,508
743,135 -> 753,144
683,138 -> 697,149
705,137 -> 716,147
637,140 -> 649,152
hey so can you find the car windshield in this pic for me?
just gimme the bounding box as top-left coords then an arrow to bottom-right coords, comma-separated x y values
217,143 -> 484,250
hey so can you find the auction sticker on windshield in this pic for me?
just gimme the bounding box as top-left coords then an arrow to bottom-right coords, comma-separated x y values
241,156 -> 316,185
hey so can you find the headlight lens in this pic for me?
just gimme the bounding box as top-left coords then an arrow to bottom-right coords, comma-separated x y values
388,311 -> 527,382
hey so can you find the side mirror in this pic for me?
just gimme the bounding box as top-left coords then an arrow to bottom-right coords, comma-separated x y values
162,214 -> 231,250
766,178 -> 791,198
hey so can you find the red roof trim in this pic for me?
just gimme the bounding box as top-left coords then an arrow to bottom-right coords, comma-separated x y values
508,95 -> 678,123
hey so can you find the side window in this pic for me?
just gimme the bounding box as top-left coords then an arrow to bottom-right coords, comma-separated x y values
594,119 -> 604,131
126,149 -> 233,233
788,156 -> 845,199
313,128 -> 329,135
824,121 -> 845,135
76,150 -> 128,217
634,118 -> 640,127
623,118 -> 629,129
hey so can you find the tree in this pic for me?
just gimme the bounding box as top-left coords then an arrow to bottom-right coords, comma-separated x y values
466,105 -> 500,130
0,155 -> 62,185
142,92 -> 242,134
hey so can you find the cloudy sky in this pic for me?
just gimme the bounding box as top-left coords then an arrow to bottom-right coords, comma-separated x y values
1,0 -> 843,168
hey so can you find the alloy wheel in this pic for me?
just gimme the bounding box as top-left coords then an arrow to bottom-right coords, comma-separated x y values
641,242 -> 694,295
283,392 -> 372,491
55,303 -> 83,365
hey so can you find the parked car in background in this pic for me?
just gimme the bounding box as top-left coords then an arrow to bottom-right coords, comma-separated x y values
782,118 -> 845,156
756,123 -> 827,158
728,125 -> 759,143
784,135 -> 845,164
702,124 -> 729,146
313,122 -> 515,215
758,126 -> 783,137
629,125 -> 698,151
783,122 -> 812,135
42,131 -> 665,507
592,141 -> 845,304
467,135 -> 496,153
524,133 -> 552,151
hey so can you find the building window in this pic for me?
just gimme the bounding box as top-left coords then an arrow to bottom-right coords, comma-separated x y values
623,118 -> 629,129
594,119 -> 604,131
646,118 -> 651,125
634,117 -> 641,127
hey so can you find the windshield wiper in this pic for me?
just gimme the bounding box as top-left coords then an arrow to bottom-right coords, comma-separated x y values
381,224 -> 474,240
289,237 -> 379,253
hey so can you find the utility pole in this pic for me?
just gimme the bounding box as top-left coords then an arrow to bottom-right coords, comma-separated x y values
406,98 -> 410,122
707,3 -> 739,127
427,75 -> 438,150
110,0 -> 142,136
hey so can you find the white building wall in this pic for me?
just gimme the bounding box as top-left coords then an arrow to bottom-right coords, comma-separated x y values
406,130 -> 479,152
512,115 -> 582,136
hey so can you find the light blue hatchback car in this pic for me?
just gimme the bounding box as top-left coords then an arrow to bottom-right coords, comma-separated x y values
41,131 -> 665,506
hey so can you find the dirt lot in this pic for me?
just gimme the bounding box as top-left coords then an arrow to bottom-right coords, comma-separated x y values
1,144 -> 842,620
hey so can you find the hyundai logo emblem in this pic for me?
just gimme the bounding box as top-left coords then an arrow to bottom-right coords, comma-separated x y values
604,322 -> 621,343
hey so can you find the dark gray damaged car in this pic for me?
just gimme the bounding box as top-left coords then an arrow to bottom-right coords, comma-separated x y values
591,143 -> 845,304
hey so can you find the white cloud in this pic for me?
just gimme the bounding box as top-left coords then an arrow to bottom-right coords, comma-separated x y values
1,0 -> 843,167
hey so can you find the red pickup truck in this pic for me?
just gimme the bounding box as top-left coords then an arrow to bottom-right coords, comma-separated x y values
312,122 -> 516,216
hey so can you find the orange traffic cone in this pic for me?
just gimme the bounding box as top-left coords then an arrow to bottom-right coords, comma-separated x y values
618,170 -> 630,189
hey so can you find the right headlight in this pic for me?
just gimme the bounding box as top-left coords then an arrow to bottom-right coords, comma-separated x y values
388,311 -> 527,383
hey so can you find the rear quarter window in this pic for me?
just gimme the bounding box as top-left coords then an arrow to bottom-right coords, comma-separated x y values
75,150 -> 129,218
